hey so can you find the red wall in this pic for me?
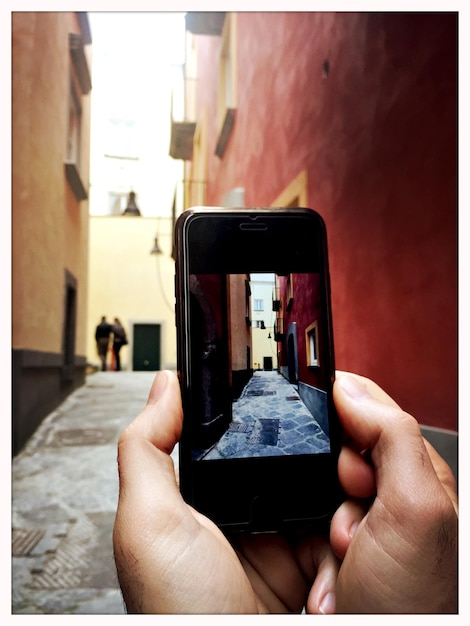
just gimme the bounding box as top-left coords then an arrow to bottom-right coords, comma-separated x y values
278,273 -> 326,390
193,13 -> 457,429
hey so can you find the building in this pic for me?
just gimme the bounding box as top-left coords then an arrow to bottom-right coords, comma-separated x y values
85,13 -> 185,372
250,273 -> 277,371
275,271 -> 331,437
12,12 -> 92,454
87,213 -> 177,372
171,12 -> 457,431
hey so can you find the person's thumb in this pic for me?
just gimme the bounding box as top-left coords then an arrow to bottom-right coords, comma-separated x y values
125,369 -> 183,453
115,370 -> 186,535
332,373 -> 458,613
333,372 -> 453,520
334,373 -> 432,492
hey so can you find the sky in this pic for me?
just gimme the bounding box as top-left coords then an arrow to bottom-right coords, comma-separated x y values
87,12 -> 187,217
88,11 -> 186,124
88,11 -> 186,69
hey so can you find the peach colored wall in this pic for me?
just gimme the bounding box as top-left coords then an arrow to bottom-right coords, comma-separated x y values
12,12 -> 91,356
228,274 -> 252,372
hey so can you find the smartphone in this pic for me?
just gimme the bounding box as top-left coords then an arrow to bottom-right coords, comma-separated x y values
175,207 -> 343,533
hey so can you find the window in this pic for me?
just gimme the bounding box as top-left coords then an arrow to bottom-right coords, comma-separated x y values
274,317 -> 284,342
65,33 -> 91,201
271,170 -> 308,208
67,81 -> 81,165
215,13 -> 237,157
286,274 -> 294,311
108,191 -> 129,215
254,299 -> 264,312
306,321 -> 320,367
245,277 -> 251,325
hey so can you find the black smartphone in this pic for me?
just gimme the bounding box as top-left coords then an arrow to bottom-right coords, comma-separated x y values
175,207 -> 343,533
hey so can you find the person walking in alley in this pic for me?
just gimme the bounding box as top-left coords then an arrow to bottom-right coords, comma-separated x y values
95,316 -> 112,371
112,318 -> 128,372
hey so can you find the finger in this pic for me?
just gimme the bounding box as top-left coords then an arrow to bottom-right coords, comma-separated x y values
333,374 -> 458,614
337,445 -> 376,498
329,499 -> 369,560
116,369 -> 185,508
115,370 -> 191,548
333,373 -> 451,523
114,371 -> 200,611
335,370 -> 402,453
114,372 -> 262,614
296,535 -> 341,614
335,370 -> 402,409
124,370 -> 183,454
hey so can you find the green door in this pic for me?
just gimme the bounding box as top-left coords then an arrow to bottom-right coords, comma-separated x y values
133,323 -> 161,371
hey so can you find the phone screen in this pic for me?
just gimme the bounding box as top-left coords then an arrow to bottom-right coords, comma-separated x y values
188,271 -> 331,462
176,209 -> 342,532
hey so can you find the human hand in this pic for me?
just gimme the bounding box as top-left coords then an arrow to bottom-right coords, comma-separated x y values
113,370 -> 458,613
113,370 -> 340,614
329,372 -> 458,613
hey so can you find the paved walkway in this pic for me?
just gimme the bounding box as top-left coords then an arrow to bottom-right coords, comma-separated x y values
201,370 -> 330,460
12,371 -> 170,615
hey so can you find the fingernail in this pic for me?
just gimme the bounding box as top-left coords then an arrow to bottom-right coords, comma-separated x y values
349,520 -> 359,539
319,592 -> 336,614
338,375 -> 370,400
147,371 -> 169,404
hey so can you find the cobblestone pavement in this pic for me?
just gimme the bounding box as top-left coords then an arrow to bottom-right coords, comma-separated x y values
12,371 -> 172,615
201,370 -> 330,460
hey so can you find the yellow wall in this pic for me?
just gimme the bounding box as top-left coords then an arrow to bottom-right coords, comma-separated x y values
12,12 -> 91,356
250,276 -> 278,370
252,327 -> 278,371
87,215 -> 177,370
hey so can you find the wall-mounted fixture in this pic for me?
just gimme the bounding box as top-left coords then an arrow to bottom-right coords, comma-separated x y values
122,191 -> 141,216
150,237 -> 162,255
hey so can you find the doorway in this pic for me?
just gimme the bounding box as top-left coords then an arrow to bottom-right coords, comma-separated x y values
62,270 -> 77,382
286,323 -> 298,384
132,323 -> 161,371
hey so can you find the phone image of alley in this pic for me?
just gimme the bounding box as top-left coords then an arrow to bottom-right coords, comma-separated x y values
190,271 -> 331,461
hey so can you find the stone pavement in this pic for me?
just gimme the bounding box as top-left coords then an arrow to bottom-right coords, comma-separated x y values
200,370 -> 330,460
12,371 -> 173,615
